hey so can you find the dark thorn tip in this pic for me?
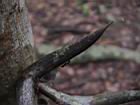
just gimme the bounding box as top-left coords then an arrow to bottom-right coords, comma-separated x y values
90,21 -> 113,35
99,21 -> 113,34
104,21 -> 113,30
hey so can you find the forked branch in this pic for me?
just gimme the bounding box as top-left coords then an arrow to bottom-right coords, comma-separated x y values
17,22 -> 112,105
23,22 -> 113,79
39,83 -> 140,105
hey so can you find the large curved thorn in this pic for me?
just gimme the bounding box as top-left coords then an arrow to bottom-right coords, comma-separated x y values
24,22 -> 113,79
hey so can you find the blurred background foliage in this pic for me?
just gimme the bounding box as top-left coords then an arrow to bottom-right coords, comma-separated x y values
27,0 -> 140,104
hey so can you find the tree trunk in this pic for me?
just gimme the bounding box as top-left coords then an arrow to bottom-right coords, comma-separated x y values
0,0 -> 36,105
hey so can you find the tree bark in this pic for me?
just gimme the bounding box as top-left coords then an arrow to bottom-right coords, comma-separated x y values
0,0 -> 36,105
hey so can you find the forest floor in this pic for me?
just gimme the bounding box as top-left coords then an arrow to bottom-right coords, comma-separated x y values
28,0 -> 140,104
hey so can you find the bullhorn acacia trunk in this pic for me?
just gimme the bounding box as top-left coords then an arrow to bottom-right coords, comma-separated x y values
0,0 -> 36,104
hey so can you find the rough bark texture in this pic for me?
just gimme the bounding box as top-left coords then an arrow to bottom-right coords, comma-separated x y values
0,0 -> 36,104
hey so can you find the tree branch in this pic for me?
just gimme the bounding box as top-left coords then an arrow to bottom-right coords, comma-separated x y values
16,22 -> 112,105
39,83 -> 83,105
39,83 -> 140,105
23,22 -> 113,80
38,44 -> 140,64
16,77 -> 37,105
